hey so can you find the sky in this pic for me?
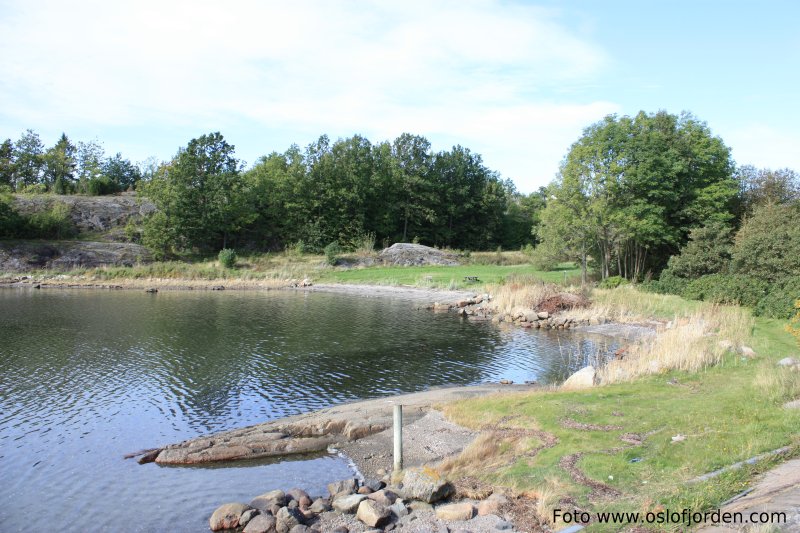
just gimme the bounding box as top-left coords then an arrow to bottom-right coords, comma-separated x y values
1,0 -> 798,193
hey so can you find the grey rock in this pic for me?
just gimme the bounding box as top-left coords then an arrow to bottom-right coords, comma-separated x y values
400,469 -> 455,503
332,494 -> 367,513
495,520 -> 513,530
364,478 -> 386,492
287,488 -> 311,508
435,502 -> 475,521
389,501 -> 408,518
328,478 -> 358,497
778,357 -> 800,367
308,497 -> 331,514
366,489 -> 398,506
239,509 -> 259,527
289,526 -> 311,533
561,366 -> 596,390
331,527 -> 349,533
408,500 -> 433,512
251,489 -> 287,509
537,311 -> 549,319
243,514 -> 277,533
356,499 -> 392,528
276,506 -> 304,533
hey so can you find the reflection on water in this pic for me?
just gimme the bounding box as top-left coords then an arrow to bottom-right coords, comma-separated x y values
0,289 -> 614,532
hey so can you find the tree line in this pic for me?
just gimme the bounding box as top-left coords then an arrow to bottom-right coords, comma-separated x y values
0,130 -> 146,195
137,132 -> 542,256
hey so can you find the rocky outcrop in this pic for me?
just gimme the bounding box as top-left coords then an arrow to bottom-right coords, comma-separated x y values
13,193 -> 154,235
377,243 -> 460,266
0,240 -> 152,271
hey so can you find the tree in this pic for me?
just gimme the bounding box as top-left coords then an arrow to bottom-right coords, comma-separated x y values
392,133 -> 435,242
731,203 -> 800,283
103,153 -> 141,191
665,222 -> 733,279
736,165 -> 800,215
43,133 -> 77,193
542,111 -> 736,281
140,132 -> 252,253
14,129 -> 45,189
0,139 -> 14,190
76,139 -> 105,188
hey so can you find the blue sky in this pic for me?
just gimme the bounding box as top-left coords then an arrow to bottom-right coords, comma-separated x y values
1,0 -> 798,192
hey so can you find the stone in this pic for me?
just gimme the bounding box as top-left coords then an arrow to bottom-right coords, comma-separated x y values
561,366 -> 596,390
287,488 -> 311,508
332,494 -> 367,513
250,490 -> 287,509
243,514 -> 277,533
408,500 -> 433,511
367,489 -> 398,506
389,501 -> 408,518
275,506 -> 304,533
778,357 -> 800,367
356,500 -> 392,528
289,526 -> 311,533
331,527 -> 349,533
784,400 -> 800,409
494,520 -> 513,530
239,509 -> 259,527
435,502 -> 475,521
309,498 -> 331,514
477,494 -> 508,516
357,486 -> 373,494
328,478 -> 358,497
364,478 -> 386,492
740,345 -> 756,357
210,503 -> 252,531
537,311 -> 549,319
400,468 -> 455,503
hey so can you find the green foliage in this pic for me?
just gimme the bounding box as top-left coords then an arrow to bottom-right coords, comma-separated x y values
124,219 -> 142,243
666,222 -> 733,279
218,248 -> 237,268
683,273 -> 769,308
641,268 -> 690,295
85,175 -> 119,196
324,241 -> 341,265
754,277 -> 800,319
598,275 -> 628,289
732,203 -> 800,283
0,194 -> 25,238
789,300 -> 800,345
26,201 -> 76,239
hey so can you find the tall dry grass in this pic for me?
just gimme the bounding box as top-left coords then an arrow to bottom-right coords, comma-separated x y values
487,281 -> 562,316
598,302 -> 753,384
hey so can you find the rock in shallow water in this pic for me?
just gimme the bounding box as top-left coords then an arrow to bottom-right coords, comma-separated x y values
210,502 -> 252,531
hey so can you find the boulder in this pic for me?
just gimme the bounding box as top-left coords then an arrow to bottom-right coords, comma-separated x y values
243,514 -> 277,533
378,243 -> 460,266
309,498 -> 331,513
356,500 -> 392,528
400,468 -> 454,503
210,503 -> 252,531
332,494 -> 367,513
389,501 -> 408,518
367,489 -> 398,506
357,486 -> 373,494
784,400 -> 800,409
537,311 -> 549,320
561,366 -> 596,390
251,489 -> 287,509
287,488 -> 312,508
778,357 -> 800,367
289,526 -> 311,533
364,478 -> 386,492
435,502 -> 475,521
740,346 -> 756,358
408,500 -> 433,512
240,509 -> 259,527
275,506 -> 304,533
328,478 -> 358,497
477,493 -> 508,516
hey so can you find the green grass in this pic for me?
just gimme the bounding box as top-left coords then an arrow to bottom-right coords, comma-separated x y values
444,303 -> 800,531
316,262 -> 580,290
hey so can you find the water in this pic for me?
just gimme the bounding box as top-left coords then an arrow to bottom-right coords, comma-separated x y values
0,288 -> 613,532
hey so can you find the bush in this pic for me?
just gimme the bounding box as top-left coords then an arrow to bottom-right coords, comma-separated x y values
324,241 -> 341,266
667,222 -> 732,279
598,275 -> 628,289
218,248 -> 237,268
642,268 -> 690,295
754,277 -> 800,318
0,195 -> 26,238
683,273 -> 769,308
86,176 -> 120,196
27,201 -> 76,239
732,203 -> 800,282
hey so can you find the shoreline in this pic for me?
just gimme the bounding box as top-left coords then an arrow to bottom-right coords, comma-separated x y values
138,383 -> 539,467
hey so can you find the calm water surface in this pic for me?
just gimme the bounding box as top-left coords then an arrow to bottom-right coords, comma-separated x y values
0,289 -> 613,532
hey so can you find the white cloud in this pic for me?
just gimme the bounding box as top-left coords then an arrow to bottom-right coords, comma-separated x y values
0,0 -> 613,191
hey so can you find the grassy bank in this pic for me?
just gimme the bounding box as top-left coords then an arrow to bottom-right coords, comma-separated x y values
440,288 -> 800,531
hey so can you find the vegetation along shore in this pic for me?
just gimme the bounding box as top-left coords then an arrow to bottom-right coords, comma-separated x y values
2,109 -> 799,531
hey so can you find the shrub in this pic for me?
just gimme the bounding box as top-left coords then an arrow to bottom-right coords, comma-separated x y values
0,195 -> 25,238
218,248 -> 237,268
667,222 -> 733,279
732,203 -> 800,282
323,241 -> 341,266
788,300 -> 800,345
27,201 -> 76,239
598,275 -> 628,289
86,176 -> 120,196
754,277 -> 800,318
683,273 -> 768,308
